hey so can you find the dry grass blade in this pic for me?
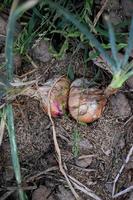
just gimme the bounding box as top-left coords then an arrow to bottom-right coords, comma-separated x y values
25,166 -> 58,182
47,76 -> 80,200
68,175 -> 102,200
0,190 -> 14,200
0,111 -> 6,145
93,0 -> 109,27
26,54 -> 38,69
112,145 -> 133,198
113,186 -> 133,198
10,79 -> 36,87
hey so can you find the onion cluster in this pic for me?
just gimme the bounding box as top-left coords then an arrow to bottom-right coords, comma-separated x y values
25,76 -> 107,123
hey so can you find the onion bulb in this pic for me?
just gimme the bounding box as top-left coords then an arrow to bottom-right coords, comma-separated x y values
39,76 -> 70,117
68,78 -> 107,123
24,76 -> 70,117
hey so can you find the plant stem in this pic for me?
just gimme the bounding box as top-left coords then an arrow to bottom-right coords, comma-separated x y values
6,105 -> 25,200
122,16 -> 133,67
105,15 -> 120,70
5,1 -> 40,199
5,0 -> 25,199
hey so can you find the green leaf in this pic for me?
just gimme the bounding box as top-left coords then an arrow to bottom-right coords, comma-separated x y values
67,65 -> 75,81
50,38 -> 69,59
72,129 -> 81,158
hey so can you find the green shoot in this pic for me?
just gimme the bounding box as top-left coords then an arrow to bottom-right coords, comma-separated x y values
46,0 -> 116,72
105,15 -> 120,70
72,129 -> 80,158
5,0 -> 39,199
46,0 -> 133,96
122,17 -> 133,67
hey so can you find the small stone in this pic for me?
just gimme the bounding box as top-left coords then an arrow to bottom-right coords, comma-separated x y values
56,185 -> 75,200
32,185 -> 54,200
109,11 -> 122,26
101,0 -> 120,10
79,139 -> 93,153
76,156 -> 93,168
105,182 -> 113,193
128,192 -> 133,200
121,0 -> 133,16
110,92 -> 132,119
127,77 -> 133,89
32,39 -> 52,63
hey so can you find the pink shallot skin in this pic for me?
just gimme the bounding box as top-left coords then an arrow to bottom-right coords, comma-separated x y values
39,76 -> 70,117
51,101 -> 63,117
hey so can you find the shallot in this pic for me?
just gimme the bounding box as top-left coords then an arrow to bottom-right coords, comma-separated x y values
68,79 -> 107,123
24,76 -> 70,117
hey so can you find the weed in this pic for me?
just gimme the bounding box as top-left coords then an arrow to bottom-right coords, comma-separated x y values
72,129 -> 81,157
46,1 -> 133,96
5,1 -> 40,200
14,0 -> 94,59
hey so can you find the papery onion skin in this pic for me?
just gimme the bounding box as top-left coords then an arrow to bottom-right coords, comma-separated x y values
22,76 -> 70,117
38,76 -> 70,117
68,79 -> 107,123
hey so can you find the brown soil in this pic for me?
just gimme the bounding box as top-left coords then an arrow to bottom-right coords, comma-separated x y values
1,52 -> 133,200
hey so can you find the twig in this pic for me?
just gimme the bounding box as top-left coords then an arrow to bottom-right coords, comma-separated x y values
0,110 -> 6,146
18,54 -> 38,78
25,166 -> 58,182
113,186 -> 133,198
47,76 -> 80,200
68,163 -> 96,173
124,115 -> 133,127
93,0 -> 109,27
112,145 -> 133,198
26,54 -> 38,69
78,154 -> 97,160
0,190 -> 14,200
0,185 -> 37,200
68,175 -> 102,200
10,79 -> 36,87
5,185 -> 37,191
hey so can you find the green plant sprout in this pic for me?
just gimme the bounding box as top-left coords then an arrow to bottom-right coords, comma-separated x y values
72,129 -> 81,158
5,0 -> 39,199
46,0 -> 133,97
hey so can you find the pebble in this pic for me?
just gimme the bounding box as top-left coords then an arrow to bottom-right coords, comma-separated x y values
79,139 -> 93,153
32,39 -> 52,63
110,92 -> 132,119
32,185 -> 54,200
76,156 -> 93,168
56,185 -> 75,200
121,0 -> 133,16
127,77 -> 133,89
